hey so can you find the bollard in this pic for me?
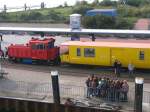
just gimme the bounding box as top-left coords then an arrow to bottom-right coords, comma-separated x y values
51,70 -> 60,104
134,77 -> 144,112
51,70 -> 60,112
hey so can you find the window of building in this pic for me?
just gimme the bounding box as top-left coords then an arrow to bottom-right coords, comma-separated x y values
139,51 -> 144,60
84,48 -> 95,57
77,48 -> 81,56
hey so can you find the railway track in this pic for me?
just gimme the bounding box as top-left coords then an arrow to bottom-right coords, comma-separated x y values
2,59 -> 150,82
2,60 -> 110,76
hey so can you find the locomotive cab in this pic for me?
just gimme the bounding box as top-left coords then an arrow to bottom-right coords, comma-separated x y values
29,38 -> 60,64
30,38 -> 54,60
8,37 -> 60,65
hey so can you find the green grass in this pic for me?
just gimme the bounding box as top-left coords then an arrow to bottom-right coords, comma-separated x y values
8,6 -> 72,17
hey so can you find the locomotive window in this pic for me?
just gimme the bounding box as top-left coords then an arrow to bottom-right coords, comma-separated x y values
48,42 -> 54,48
84,48 -> 95,57
32,44 -> 37,49
139,51 -> 144,60
77,48 -> 81,56
37,44 -> 45,50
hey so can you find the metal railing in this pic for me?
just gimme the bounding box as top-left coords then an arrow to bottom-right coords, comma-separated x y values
143,91 -> 150,104
0,80 -> 149,106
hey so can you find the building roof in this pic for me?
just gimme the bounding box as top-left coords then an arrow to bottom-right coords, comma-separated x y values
61,41 -> 150,48
134,19 -> 150,30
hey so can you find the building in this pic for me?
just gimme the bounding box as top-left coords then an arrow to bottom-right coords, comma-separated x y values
134,19 -> 150,30
86,9 -> 117,17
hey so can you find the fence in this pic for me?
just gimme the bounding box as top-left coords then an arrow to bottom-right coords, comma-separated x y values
0,80 -> 85,99
0,2 -> 45,13
0,80 -> 150,110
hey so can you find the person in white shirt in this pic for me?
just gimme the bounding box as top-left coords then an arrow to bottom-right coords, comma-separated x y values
128,63 -> 134,77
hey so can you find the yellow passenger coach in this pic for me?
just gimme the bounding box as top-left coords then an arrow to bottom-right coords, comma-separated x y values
60,41 -> 150,69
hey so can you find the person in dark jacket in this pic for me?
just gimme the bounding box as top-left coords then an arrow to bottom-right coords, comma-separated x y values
116,61 -> 122,77
0,34 -> 3,41
0,49 -> 4,59
85,77 -> 91,98
113,60 -> 118,75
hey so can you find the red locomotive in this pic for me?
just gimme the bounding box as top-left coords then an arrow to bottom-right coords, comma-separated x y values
8,37 -> 60,65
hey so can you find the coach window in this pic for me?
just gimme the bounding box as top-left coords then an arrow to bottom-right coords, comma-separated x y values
84,48 -> 95,57
139,51 -> 144,60
77,48 -> 81,56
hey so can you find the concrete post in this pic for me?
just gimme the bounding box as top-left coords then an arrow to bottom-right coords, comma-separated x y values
134,77 -> 144,112
51,70 -> 60,104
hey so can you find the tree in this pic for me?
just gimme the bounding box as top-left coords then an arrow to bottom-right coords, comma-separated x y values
92,0 -> 99,6
100,0 -> 117,6
64,1 -> 68,7
72,6 -> 93,15
47,10 -> 65,21
82,15 -> 134,29
125,0 -> 142,7
82,15 -> 116,29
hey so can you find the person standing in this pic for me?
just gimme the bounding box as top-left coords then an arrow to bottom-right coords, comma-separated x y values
121,80 -> 129,102
85,77 -> 91,98
128,63 -> 134,78
113,60 -> 118,75
0,49 -> 4,59
0,33 -> 3,41
116,61 -> 122,77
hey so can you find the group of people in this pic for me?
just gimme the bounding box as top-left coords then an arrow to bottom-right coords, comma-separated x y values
85,74 -> 129,102
113,59 -> 135,77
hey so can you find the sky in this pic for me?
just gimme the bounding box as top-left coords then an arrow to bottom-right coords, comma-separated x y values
0,0 -> 96,8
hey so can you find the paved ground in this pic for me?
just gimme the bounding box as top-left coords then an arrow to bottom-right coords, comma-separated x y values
0,62 -> 149,112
